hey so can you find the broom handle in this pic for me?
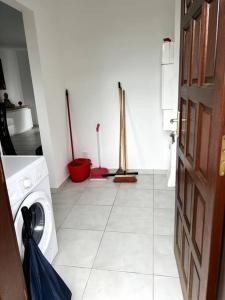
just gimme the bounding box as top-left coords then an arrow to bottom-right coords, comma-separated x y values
96,123 -> 101,168
118,82 -> 123,170
123,90 -> 127,171
66,89 -> 75,161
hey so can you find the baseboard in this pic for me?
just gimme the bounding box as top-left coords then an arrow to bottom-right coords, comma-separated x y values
153,169 -> 168,175
50,169 -> 168,194
51,176 -> 69,194
108,169 -> 166,175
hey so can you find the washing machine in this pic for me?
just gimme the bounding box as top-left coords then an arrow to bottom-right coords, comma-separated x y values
2,155 -> 58,263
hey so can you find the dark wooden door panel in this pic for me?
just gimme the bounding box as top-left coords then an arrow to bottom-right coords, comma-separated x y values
217,219 -> 225,299
190,8 -> 202,85
189,258 -> 200,299
175,0 -> 225,299
196,105 -> 211,180
179,99 -> 188,151
192,188 -> 205,260
184,171 -> 193,230
204,0 -> 219,84
182,27 -> 192,85
0,156 -> 27,299
183,232 -> 191,284
187,101 -> 197,160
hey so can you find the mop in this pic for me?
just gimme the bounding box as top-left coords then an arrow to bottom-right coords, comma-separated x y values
66,89 -> 91,182
90,123 -> 108,180
103,82 -> 138,182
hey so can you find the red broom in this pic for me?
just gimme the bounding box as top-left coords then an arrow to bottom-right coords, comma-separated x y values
90,123 -> 108,180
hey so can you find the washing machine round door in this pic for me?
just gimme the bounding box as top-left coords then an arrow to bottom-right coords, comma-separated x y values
14,191 -> 53,260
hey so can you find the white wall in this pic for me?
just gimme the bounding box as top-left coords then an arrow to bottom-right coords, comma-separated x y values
56,0 -> 175,170
174,0 -> 181,107
1,0 -> 70,188
17,49 -> 38,125
0,0 -> 26,47
0,48 -> 23,102
1,0 -> 177,187
0,47 -> 38,125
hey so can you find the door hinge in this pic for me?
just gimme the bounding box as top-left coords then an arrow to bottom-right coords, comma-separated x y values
219,135 -> 225,176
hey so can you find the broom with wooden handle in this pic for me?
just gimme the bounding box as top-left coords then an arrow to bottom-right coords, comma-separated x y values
114,87 -> 137,182
118,82 -> 124,174
117,83 -> 127,174
118,88 -> 126,173
123,89 -> 127,171
103,82 -> 138,181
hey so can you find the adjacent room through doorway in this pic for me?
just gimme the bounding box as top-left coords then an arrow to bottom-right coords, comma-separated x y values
0,1 -> 42,156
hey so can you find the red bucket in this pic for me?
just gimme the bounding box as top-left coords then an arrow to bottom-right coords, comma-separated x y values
68,158 -> 91,182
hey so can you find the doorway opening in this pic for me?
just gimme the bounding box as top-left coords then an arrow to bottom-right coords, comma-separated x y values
0,1 -> 42,156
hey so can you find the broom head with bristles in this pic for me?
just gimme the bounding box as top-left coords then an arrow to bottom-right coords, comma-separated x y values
113,175 -> 137,183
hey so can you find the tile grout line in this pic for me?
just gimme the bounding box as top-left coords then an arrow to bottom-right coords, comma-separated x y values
56,176 -> 174,298
91,267 -> 179,279
54,175 -> 181,299
55,227 -> 175,237
54,202 -> 77,232
54,263 -> 179,279
73,203 -> 153,208
80,184 -> 120,300
53,188 -> 85,231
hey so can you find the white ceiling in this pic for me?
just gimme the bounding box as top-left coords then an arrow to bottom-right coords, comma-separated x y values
0,1 -> 26,48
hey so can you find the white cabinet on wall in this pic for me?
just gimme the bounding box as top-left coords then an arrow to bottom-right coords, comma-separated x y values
161,64 -> 177,110
162,40 -> 174,65
161,40 -> 177,132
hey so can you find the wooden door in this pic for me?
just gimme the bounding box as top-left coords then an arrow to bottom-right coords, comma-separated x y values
0,155 -> 28,299
175,0 -> 225,299
217,219 -> 225,300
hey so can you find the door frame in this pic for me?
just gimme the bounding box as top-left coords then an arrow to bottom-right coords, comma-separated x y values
0,0 -> 59,187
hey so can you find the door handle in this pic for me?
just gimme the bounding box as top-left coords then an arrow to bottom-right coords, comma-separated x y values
170,118 -> 186,124
169,112 -> 181,138
170,118 -> 178,124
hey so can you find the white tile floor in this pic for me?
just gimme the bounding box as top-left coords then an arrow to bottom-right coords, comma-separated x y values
11,126 -> 41,155
52,174 -> 183,300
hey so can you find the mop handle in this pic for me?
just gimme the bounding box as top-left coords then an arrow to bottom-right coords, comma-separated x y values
96,123 -> 101,168
123,90 -> 127,171
66,89 -> 75,161
118,82 -> 123,170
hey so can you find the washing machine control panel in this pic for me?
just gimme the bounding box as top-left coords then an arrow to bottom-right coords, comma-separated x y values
22,178 -> 33,190
19,159 -> 48,194
5,157 -> 49,214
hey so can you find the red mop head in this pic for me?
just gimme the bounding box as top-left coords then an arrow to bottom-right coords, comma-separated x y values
90,167 -> 108,180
